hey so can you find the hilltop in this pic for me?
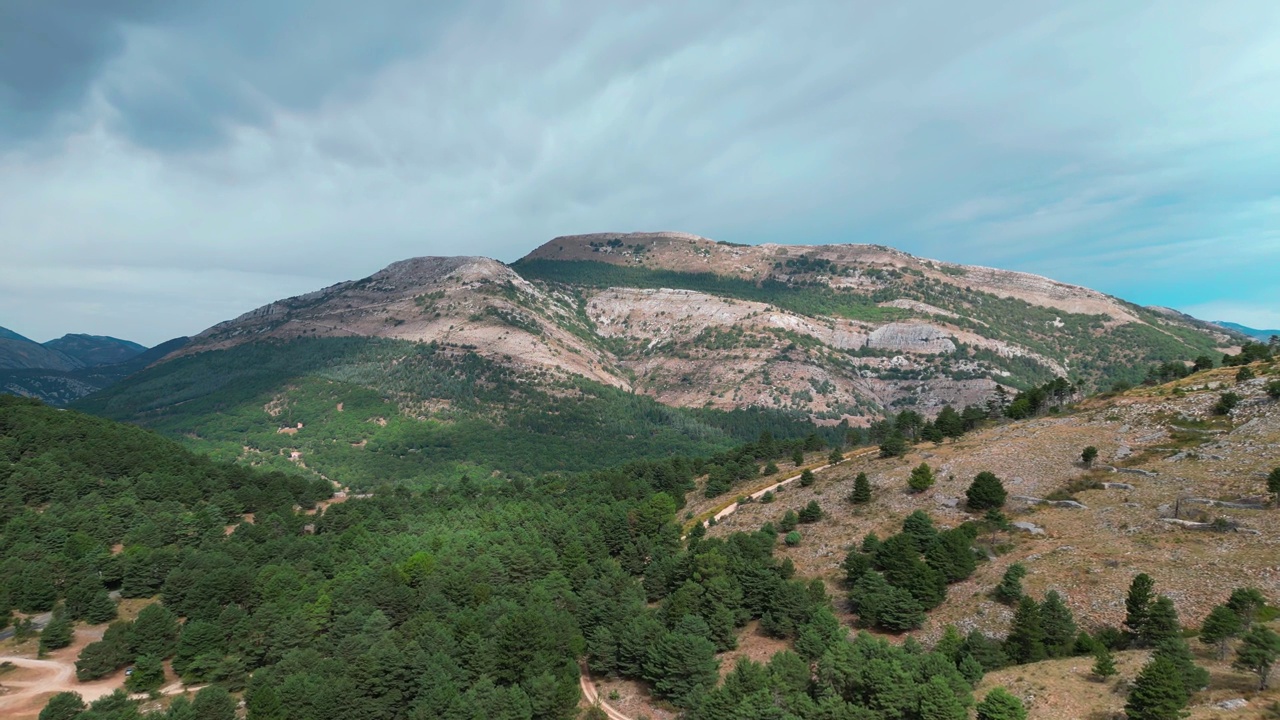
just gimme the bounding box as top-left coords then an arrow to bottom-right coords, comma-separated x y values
121,232 -> 1235,421
0,328 -> 182,406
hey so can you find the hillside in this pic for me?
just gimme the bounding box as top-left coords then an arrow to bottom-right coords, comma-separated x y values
692,357 -> 1280,719
0,337 -> 185,407
42,334 -> 146,367
0,328 -> 82,371
89,234 -> 1234,440
1217,321 -> 1280,342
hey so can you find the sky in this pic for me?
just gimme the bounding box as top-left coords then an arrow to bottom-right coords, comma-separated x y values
2,1 -> 1278,345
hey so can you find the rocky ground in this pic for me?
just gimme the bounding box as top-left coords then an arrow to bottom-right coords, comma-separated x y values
702,361 -> 1280,717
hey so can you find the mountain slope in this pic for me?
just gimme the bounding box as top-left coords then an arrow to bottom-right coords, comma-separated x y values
43,333 -> 146,367
79,232 -> 1235,483
0,333 -> 81,371
1215,320 -> 1279,342
0,337 -> 187,406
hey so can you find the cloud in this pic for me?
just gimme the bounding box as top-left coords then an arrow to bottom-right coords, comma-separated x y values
1,1 -> 1279,344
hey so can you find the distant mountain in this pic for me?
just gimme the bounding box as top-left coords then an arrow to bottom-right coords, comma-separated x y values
0,334 -> 187,406
78,232 -> 1238,486
43,333 -> 146,367
1214,321 -> 1279,342
0,326 -> 82,371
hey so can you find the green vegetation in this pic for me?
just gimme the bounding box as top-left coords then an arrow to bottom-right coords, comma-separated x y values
908,462 -> 935,493
966,471 -> 1007,511
849,472 -> 872,504
78,338 -> 844,490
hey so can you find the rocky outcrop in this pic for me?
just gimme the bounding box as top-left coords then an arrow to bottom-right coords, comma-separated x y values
866,323 -> 956,354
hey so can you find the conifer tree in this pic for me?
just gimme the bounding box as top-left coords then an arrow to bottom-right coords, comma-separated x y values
799,469 -> 815,487
798,500 -> 822,523
1124,573 -> 1156,640
1141,596 -> 1181,647
828,448 -> 843,466
908,463 -> 935,493
39,605 -> 73,656
917,675 -> 968,719
966,471 -> 1007,510
993,564 -> 1026,605
38,692 -> 86,720
779,510 -> 798,532
1038,591 -> 1077,657
1226,587 -> 1267,630
1235,625 -> 1280,691
849,472 -> 872,504
1199,604 -> 1243,660
1091,645 -> 1117,679
792,449 -> 805,467
1153,638 -> 1209,695
975,687 -> 1027,720
1005,596 -> 1046,664
1081,445 -> 1098,467
1125,653 -> 1189,720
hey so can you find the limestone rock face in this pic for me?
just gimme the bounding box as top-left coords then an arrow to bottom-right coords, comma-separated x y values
867,324 -> 956,354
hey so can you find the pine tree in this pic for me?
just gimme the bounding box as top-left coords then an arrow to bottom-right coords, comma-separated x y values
901,510 -> 938,552
1226,587 -> 1267,630
966,471 -> 1007,510
917,675 -> 968,719
645,618 -> 720,705
1081,446 -> 1098,467
779,510 -> 798,532
1124,573 -> 1156,640
935,405 -> 965,440
191,685 -> 238,720
1125,653 -> 1189,720
1234,625 -> 1280,691
1091,645 -> 1117,679
849,472 -> 872,504
993,564 -> 1026,605
1004,596 -> 1046,664
908,463 -> 935,493
792,449 -> 805,467
1153,638 -> 1209,695
879,431 -> 908,458
799,469 -> 815,487
1038,591 -> 1077,657
1141,596 -> 1181,647
38,692 -> 86,720
828,448 -> 843,466
39,605 -> 73,656
975,687 -> 1027,720
1199,604 -> 1243,660
125,654 -> 165,693
798,500 -> 822,523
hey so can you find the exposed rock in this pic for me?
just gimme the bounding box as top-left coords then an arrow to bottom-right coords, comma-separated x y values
1012,521 -> 1046,536
1114,445 -> 1133,460
1012,495 -> 1088,509
1101,482 -> 1134,490
866,323 -> 956,354
1214,698 -> 1248,711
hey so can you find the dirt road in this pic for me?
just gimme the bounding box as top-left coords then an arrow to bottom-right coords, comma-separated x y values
578,663 -> 633,720
0,654 -> 126,719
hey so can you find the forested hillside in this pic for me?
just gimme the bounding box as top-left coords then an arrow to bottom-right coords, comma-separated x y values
77,337 -> 845,489
4,396 -> 992,720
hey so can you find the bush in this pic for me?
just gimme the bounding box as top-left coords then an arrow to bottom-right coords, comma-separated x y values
908,463 -> 934,493
784,531 -> 802,546
1237,366 -> 1256,382
1267,380 -> 1280,400
1214,392 -> 1242,415
967,471 -> 1007,511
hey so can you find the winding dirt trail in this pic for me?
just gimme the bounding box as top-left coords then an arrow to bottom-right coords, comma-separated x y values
578,663 -> 633,720
0,654 -> 126,719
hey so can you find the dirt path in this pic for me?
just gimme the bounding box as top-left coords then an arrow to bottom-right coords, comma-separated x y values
579,663 -> 633,720
692,446 -> 880,530
0,654 -> 126,719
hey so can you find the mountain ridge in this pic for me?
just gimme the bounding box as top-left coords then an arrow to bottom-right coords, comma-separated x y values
124,232 -> 1238,428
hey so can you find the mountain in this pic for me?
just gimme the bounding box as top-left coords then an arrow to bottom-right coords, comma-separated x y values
0,326 -> 82,371
1215,320 -> 1279,342
0,336 -> 187,406
43,333 -> 146,367
78,232 -> 1235,489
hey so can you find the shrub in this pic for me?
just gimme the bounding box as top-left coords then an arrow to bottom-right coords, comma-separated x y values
967,471 -> 1007,511
1238,366 -> 1256,382
1214,391 -> 1241,415
908,463 -> 934,493
784,531 -> 802,546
